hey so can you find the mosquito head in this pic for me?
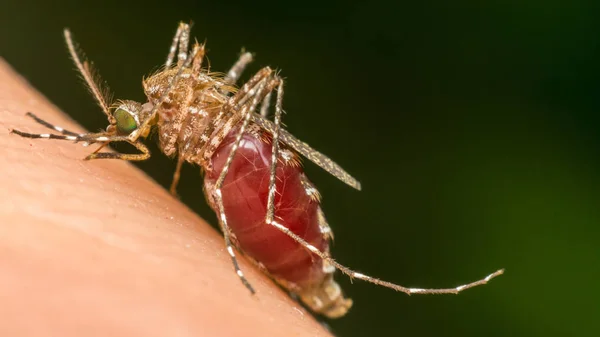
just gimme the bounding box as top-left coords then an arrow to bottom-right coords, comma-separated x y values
109,100 -> 154,137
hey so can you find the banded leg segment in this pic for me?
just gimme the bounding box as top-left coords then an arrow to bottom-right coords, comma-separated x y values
197,67 -> 276,165
265,80 -> 284,224
165,22 -> 191,68
259,92 -> 272,118
212,69 -> 284,294
191,43 -> 206,74
230,67 -> 273,109
267,219 -> 504,295
11,113 -> 151,162
10,116 -> 116,144
212,78 -> 270,294
223,51 -> 254,87
23,112 -> 81,136
11,129 -> 81,141
213,186 -> 256,294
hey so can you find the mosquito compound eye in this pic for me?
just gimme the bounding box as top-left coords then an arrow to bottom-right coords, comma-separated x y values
113,108 -> 138,134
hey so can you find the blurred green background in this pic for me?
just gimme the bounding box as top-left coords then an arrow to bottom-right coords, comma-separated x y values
2,1 -> 599,336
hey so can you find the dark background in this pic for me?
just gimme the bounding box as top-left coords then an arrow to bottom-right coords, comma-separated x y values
2,1 -> 599,336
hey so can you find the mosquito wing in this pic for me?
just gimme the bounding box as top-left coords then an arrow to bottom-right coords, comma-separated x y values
252,114 -> 361,191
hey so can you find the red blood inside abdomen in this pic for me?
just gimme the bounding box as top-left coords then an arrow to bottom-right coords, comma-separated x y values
204,127 -> 327,287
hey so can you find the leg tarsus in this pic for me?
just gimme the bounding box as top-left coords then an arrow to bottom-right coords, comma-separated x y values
266,218 -> 504,295
166,22 -> 191,67
265,79 -> 284,224
85,141 -> 150,161
191,43 -> 206,74
169,155 -> 185,197
90,142 -> 109,155
10,128 -> 79,141
259,91 -> 272,118
24,112 -> 81,136
211,71 -> 281,294
213,187 -> 256,295
223,51 -> 254,87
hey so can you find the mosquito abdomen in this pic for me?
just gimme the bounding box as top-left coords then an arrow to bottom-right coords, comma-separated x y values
204,125 -> 352,316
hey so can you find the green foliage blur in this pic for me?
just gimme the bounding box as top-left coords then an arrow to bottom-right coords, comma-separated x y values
2,1 -> 599,336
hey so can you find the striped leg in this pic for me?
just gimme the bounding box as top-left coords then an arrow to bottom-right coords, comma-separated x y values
197,67 -> 276,166
166,43 -> 206,197
267,218 -> 504,295
224,51 -> 254,86
11,129 -> 85,142
22,112 -> 82,137
212,71 -> 282,294
11,115 -> 150,162
259,91 -> 272,118
165,22 -> 191,68
265,79 -> 284,224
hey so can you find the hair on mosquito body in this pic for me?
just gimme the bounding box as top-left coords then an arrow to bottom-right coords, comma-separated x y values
10,22 -> 504,318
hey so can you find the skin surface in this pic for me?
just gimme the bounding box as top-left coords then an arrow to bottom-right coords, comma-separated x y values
0,58 -> 332,337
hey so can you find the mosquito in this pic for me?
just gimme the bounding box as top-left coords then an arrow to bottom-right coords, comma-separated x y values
10,22 -> 504,318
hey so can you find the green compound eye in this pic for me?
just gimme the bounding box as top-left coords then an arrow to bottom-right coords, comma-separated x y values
113,108 -> 138,134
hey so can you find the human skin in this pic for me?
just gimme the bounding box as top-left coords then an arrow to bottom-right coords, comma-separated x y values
0,58 -> 332,337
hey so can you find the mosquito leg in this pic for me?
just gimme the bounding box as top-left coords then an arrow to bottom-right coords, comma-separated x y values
176,24 -> 191,66
213,77 -> 282,294
165,22 -> 191,68
212,191 -> 256,294
169,155 -> 185,196
10,126 -> 150,162
268,219 -> 504,295
317,207 -> 334,241
223,51 -> 254,86
165,24 -> 183,67
23,112 -> 82,136
265,79 -> 284,224
89,142 -> 109,155
11,127 -> 122,144
11,129 -> 82,141
159,44 -> 205,160
85,141 -> 150,161
191,43 -> 206,74
197,67 -> 275,165
259,91 -> 272,118
230,67 -> 273,109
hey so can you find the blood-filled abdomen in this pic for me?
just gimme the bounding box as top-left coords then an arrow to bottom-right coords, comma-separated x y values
204,126 -> 327,287
203,125 -> 352,317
